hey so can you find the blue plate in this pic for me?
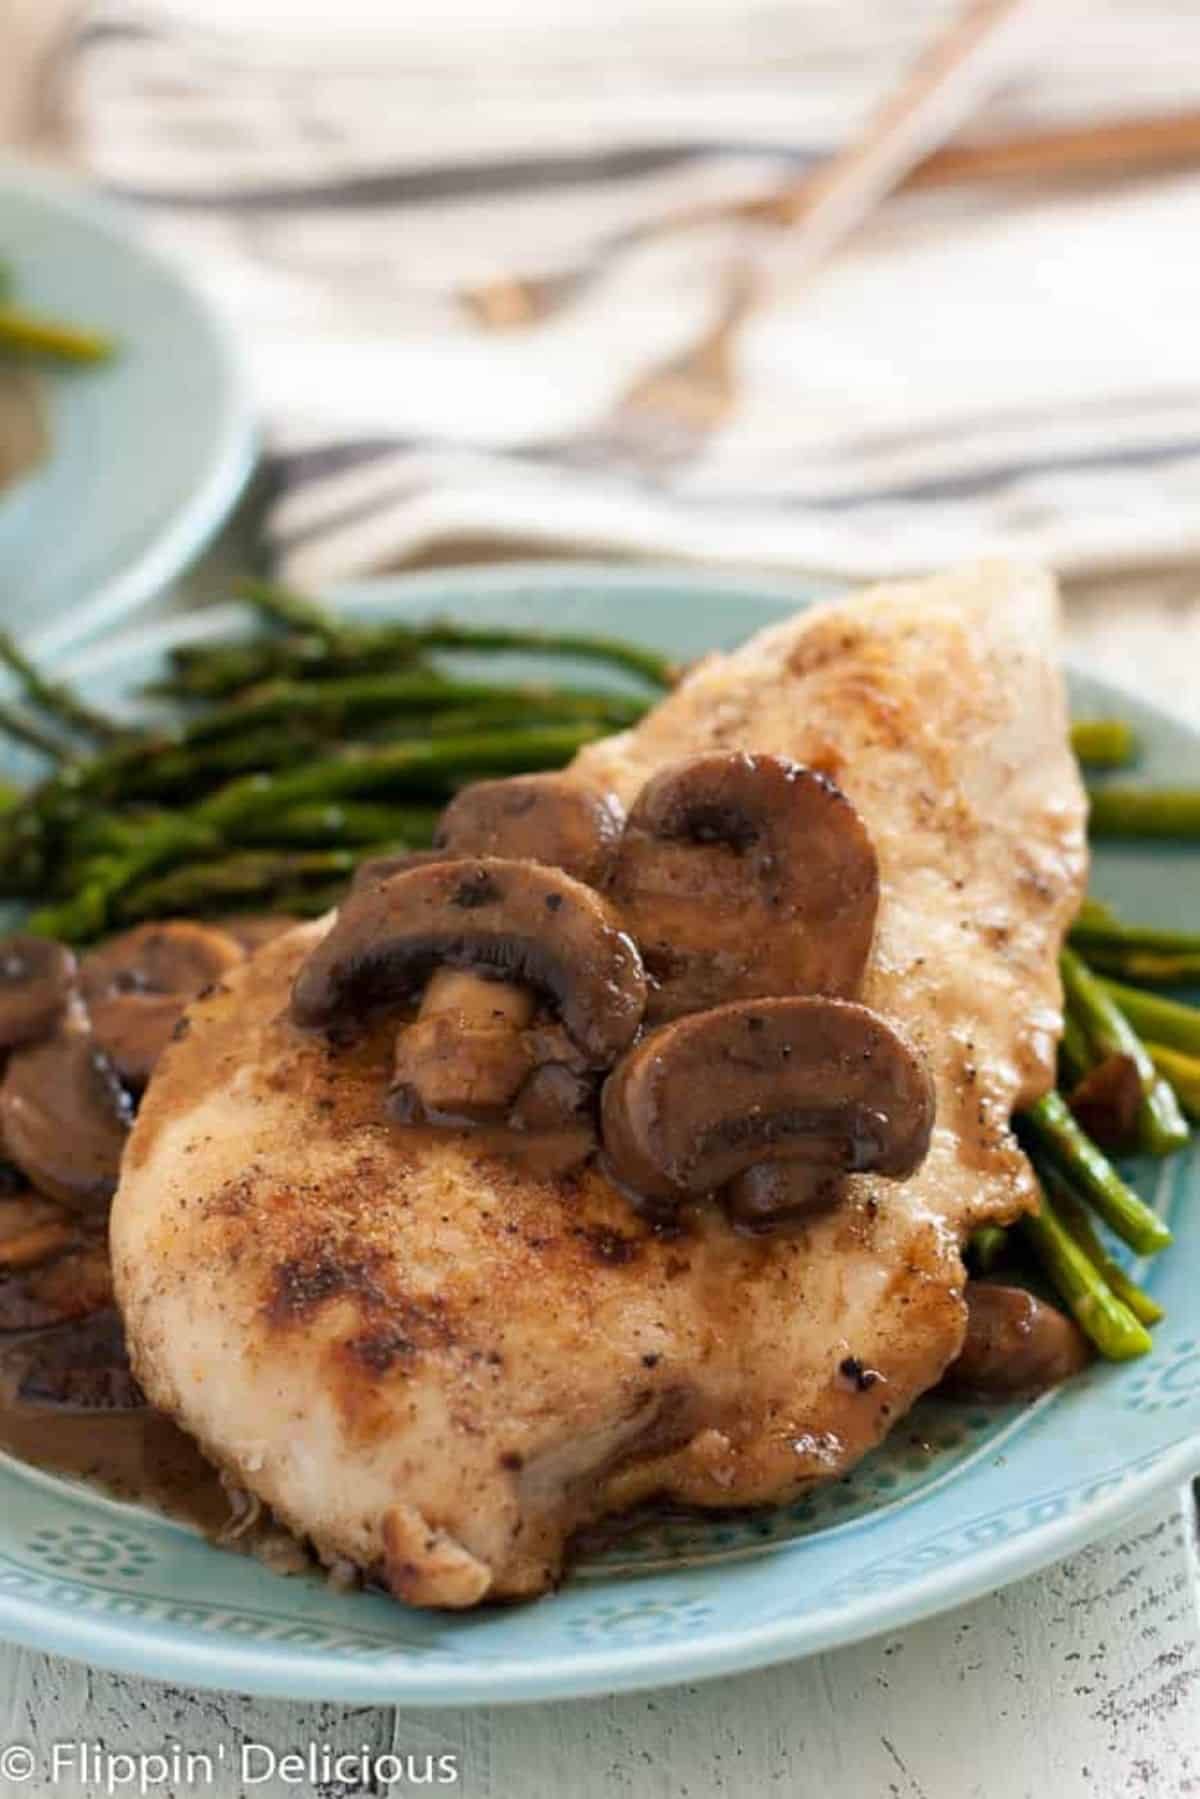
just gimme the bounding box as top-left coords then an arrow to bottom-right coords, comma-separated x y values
0,162 -> 254,655
0,565 -> 1197,1704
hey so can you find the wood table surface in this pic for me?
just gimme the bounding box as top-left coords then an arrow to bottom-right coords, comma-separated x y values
0,563 -> 1197,1798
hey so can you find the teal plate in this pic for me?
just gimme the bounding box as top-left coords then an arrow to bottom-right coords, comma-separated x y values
0,565 -> 1197,1704
0,162 -> 254,655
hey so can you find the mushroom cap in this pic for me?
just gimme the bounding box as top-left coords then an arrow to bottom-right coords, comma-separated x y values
941,1283 -> 1090,1398
291,857 -> 647,1066
352,849 -> 448,892
609,752 -> 879,1022
434,773 -> 625,886
0,1029 -> 132,1213
0,933 -> 76,1051
79,920 -> 244,1090
601,995 -> 935,1201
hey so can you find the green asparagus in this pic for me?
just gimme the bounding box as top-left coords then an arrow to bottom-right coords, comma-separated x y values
1087,787 -> 1200,837
1145,1041 -> 1200,1121
1021,1187 -> 1152,1360
0,630 -> 124,743
1070,719 -> 1139,768
1098,980 -> 1200,1058
0,305 -> 115,364
1060,948 -> 1189,1156
0,699 -> 72,761
1037,1162 -> 1163,1326
1020,1089 -> 1172,1255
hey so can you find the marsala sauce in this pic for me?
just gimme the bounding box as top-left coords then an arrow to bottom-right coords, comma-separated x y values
0,1328 -> 234,1534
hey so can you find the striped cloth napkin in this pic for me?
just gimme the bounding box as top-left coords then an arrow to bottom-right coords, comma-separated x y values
61,0 -> 1200,586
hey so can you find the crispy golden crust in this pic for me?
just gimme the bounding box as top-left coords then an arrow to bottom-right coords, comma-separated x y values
112,561 -> 1087,1607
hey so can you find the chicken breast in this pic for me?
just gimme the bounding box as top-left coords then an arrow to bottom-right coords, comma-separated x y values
111,561 -> 1087,1608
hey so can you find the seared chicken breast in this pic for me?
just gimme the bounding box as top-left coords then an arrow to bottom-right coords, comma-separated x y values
111,561 -> 1087,1607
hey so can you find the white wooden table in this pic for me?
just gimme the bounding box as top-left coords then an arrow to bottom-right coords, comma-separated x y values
0,568 -> 1197,1797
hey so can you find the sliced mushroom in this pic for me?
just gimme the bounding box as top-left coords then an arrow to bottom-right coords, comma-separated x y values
1068,1053 -> 1142,1151
940,1283 -> 1090,1399
0,1018 -> 133,1212
392,966 -> 537,1121
0,1192 -> 75,1270
0,1238 -> 113,1332
433,774 -> 625,886
292,858 -> 647,1123
352,849 -> 447,892
609,752 -> 879,1022
377,777 -> 626,1118
79,920 -> 244,1090
601,996 -> 934,1205
0,933 -> 76,1050
724,1163 -> 846,1230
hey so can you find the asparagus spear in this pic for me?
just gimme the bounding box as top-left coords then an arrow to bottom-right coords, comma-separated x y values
0,305 -> 115,364
1021,1187 -> 1152,1360
1020,1090 -> 1172,1255
1087,787 -> 1200,837
1037,1161 -> 1163,1326
199,724 -> 601,829
1099,979 -> 1200,1058
1072,921 -> 1200,956
0,630 -> 124,743
240,577 -> 350,645
1070,917 -> 1200,982
110,847 -> 380,925
1058,1004 -> 1094,1087
1145,1042 -> 1200,1121
236,802 -> 438,849
1070,719 -> 1138,768
0,699 -> 72,761
158,587 -> 680,697
182,674 -> 647,744
27,723 -> 600,940
1075,946 -> 1200,984
1060,948 -> 1189,1156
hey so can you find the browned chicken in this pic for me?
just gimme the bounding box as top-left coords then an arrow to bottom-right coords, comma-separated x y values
110,561 -> 1087,1608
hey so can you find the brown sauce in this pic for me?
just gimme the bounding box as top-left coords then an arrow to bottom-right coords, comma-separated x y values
0,1322 -> 233,1534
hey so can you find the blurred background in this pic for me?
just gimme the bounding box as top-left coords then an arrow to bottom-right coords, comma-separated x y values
3,0 -> 1200,624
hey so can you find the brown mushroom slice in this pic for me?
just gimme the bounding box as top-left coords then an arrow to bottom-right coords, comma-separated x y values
724,1163 -> 846,1230
1068,1053 -> 1142,1151
352,849 -> 447,892
601,996 -> 934,1203
940,1283 -> 1090,1399
0,933 -> 76,1050
434,774 -> 625,885
0,1194 -> 76,1270
609,752 -> 879,1022
0,1030 -> 132,1212
293,858 -> 647,1121
79,920 -> 244,1090
392,966 -> 536,1121
0,1239 -> 113,1332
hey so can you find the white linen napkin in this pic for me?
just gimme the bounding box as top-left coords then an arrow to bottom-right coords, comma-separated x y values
60,0 -> 1200,585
